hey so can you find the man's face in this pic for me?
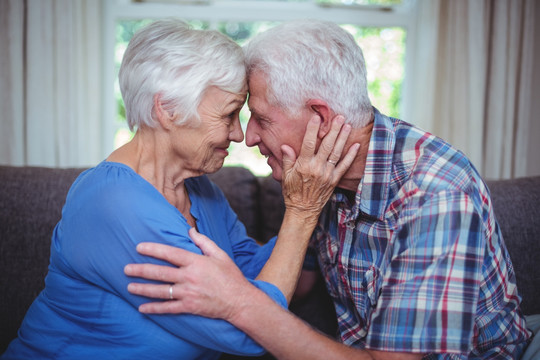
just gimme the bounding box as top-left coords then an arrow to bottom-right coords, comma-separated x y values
245,72 -> 310,181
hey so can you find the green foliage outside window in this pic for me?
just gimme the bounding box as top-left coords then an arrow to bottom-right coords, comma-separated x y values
114,19 -> 405,175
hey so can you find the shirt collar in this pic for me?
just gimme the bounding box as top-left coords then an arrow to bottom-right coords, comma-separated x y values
341,107 -> 396,222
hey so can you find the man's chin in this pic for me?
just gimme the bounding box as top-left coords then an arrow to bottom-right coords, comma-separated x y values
270,171 -> 282,182
267,159 -> 283,182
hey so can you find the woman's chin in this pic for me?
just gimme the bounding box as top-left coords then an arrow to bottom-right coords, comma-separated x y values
203,158 -> 226,174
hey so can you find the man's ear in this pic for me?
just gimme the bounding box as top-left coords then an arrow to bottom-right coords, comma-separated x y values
153,93 -> 175,130
306,99 -> 332,138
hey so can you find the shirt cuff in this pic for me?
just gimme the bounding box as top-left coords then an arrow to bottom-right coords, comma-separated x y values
249,279 -> 288,309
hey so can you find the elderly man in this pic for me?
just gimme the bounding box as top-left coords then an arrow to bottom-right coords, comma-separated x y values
125,19 -> 532,359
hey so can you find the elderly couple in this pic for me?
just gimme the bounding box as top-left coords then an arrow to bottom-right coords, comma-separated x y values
2,19 -> 531,360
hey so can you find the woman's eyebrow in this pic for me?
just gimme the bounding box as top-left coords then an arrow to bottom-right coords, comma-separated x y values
224,99 -> 246,111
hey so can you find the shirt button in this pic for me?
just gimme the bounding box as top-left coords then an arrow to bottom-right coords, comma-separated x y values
346,221 -> 355,229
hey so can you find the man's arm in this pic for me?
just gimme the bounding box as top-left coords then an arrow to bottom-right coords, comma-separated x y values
125,230 -> 423,360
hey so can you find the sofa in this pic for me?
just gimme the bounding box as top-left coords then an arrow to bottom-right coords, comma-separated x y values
1,165 -> 539,358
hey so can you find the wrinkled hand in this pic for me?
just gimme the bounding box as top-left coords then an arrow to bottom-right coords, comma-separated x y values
281,115 -> 359,220
124,228 -> 252,321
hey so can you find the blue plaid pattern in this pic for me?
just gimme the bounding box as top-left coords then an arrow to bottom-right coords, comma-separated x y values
311,109 -> 531,358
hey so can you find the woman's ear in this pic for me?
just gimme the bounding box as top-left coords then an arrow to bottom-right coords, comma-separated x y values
153,93 -> 175,130
306,99 -> 332,139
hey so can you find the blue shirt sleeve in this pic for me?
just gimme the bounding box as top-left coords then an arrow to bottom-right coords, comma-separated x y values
58,164 -> 285,356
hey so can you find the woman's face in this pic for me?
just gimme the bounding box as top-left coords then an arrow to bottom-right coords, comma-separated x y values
173,86 -> 246,175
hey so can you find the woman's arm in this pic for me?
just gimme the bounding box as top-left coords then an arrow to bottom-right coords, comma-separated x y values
66,169 -> 284,356
255,115 -> 359,302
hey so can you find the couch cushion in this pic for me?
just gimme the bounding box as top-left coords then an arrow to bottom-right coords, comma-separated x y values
207,166 -> 262,241
257,176 -> 285,243
487,176 -> 540,315
0,166 -> 85,352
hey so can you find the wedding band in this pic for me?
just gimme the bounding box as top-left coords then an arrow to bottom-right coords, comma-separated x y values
169,284 -> 173,300
328,159 -> 337,165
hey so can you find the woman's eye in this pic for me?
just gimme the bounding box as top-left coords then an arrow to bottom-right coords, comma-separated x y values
225,110 -> 239,123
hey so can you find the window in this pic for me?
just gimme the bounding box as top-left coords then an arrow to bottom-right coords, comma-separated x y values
108,0 -> 414,175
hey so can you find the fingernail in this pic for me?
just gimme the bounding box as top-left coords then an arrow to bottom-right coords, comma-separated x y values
136,243 -> 146,252
124,265 -> 132,274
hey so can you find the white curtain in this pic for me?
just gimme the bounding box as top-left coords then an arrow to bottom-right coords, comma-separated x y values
0,0 -> 104,167
411,0 -> 538,180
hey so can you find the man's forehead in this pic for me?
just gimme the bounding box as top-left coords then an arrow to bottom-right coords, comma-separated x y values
247,94 -> 264,116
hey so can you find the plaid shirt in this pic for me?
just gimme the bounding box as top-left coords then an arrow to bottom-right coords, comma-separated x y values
311,109 -> 531,358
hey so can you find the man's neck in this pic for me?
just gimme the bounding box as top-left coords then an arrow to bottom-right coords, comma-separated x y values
336,120 -> 374,192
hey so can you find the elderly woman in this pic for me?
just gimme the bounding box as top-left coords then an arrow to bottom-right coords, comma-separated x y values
2,20 -> 357,359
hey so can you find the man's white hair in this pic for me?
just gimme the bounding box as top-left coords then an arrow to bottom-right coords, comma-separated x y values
244,19 -> 372,128
119,19 -> 246,131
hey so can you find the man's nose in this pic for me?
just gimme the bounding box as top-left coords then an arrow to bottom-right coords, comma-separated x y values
245,118 -> 260,147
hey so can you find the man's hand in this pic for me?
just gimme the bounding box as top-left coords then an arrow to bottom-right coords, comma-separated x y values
124,229 -> 424,360
124,228 -> 252,321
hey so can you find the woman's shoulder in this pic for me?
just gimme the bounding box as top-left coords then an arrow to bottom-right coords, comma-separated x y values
64,161 -> 168,217
75,160 -> 140,184
72,161 -> 153,194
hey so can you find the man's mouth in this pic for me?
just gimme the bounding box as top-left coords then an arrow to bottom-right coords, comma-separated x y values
258,147 -> 269,158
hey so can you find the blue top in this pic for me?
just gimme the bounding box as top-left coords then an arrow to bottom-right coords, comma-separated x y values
2,161 -> 285,360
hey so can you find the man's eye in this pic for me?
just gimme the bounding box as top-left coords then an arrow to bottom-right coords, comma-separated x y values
257,117 -> 270,129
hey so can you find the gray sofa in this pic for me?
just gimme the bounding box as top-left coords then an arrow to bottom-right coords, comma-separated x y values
1,165 -> 539,357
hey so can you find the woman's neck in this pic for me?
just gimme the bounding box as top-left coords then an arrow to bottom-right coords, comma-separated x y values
107,130 -> 196,226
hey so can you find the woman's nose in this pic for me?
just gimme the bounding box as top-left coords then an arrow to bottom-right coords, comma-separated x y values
229,117 -> 244,143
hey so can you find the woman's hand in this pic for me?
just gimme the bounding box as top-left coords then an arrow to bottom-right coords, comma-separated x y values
281,115 -> 359,222
254,115 -> 359,302
124,228 -> 253,321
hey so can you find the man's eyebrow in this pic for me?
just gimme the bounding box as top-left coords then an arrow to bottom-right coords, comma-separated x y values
248,106 -> 264,118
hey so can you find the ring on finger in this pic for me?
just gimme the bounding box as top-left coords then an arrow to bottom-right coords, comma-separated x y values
327,159 -> 337,165
169,284 -> 174,300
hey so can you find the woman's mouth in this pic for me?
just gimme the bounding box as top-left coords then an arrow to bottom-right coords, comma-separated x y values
215,147 -> 229,157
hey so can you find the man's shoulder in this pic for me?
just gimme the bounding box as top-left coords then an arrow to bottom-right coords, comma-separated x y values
386,119 -> 484,198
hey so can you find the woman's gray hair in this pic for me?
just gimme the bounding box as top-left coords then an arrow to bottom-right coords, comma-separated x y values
243,19 -> 372,128
119,19 -> 246,131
